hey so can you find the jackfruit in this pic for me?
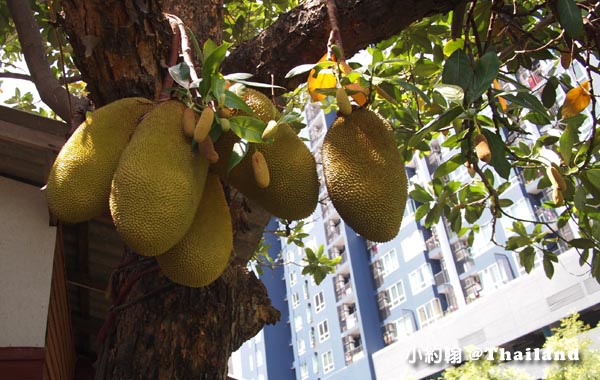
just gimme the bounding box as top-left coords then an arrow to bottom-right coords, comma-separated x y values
110,100 -> 209,256
474,133 -> 492,163
228,124 -> 319,220
241,88 -> 279,122
45,97 -> 153,223
157,174 -> 232,287
322,108 -> 407,242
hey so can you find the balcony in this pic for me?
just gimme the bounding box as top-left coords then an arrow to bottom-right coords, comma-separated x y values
334,278 -> 353,302
325,220 -> 342,245
371,261 -> 384,289
344,344 -> 364,365
434,270 -> 452,294
340,312 -> 359,333
452,239 -> 472,262
426,235 -> 441,259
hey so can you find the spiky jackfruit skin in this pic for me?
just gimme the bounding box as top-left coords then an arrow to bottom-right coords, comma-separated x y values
110,101 -> 209,256
45,97 -> 153,223
322,109 -> 407,242
157,174 -> 232,287
242,88 -> 279,122
228,124 -> 319,220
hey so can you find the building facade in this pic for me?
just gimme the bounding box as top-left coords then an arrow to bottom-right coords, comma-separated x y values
237,59 -> 600,380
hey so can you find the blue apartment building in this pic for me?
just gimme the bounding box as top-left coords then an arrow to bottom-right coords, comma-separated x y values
237,60 -> 600,380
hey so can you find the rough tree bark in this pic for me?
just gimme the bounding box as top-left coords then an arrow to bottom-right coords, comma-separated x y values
51,0 -> 463,379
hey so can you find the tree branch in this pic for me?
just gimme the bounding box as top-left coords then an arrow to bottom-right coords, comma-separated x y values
6,0 -> 87,125
0,71 -> 83,84
223,0 -> 463,90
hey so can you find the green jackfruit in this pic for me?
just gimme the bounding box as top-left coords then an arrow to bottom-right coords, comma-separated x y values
157,174 -> 233,287
228,124 -> 319,220
322,109 -> 407,242
45,97 -> 154,223
110,100 -> 209,256
242,88 -> 279,122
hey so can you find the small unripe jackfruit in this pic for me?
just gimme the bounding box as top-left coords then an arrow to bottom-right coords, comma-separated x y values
110,100 -> 209,256
322,108 -> 407,242
547,165 -> 567,191
45,97 -> 153,223
194,107 -> 214,143
252,151 -> 270,188
475,133 -> 492,163
157,174 -> 233,287
552,187 -> 564,206
336,87 -> 352,116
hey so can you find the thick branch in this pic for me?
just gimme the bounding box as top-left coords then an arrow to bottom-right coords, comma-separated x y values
223,0 -> 462,90
6,0 -> 87,125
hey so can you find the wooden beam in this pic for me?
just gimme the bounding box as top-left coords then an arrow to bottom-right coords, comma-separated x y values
0,119 -> 66,152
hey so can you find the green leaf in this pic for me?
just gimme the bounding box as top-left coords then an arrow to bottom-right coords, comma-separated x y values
467,50 -> 500,104
501,92 -> 551,123
442,49 -> 473,91
585,169 -> 600,190
481,129 -> 511,179
434,153 -> 466,178
519,246 -> 536,273
443,38 -> 464,57
391,78 -> 431,104
556,0 -> 584,38
543,254 -> 555,279
227,139 -> 248,174
234,79 -> 286,90
559,123 -> 576,164
410,184 -> 434,203
229,116 -> 267,143
168,62 -> 191,89
541,81 -> 557,108
223,73 -> 254,81
223,89 -> 255,115
284,63 -> 317,78
434,84 -> 464,104
414,203 -> 431,221
410,106 -> 463,146
569,238 -> 596,249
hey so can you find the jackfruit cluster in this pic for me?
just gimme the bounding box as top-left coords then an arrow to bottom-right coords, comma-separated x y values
322,108 -> 407,242
44,98 -> 233,287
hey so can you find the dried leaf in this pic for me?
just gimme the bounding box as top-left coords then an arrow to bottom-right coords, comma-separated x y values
562,80 -> 591,118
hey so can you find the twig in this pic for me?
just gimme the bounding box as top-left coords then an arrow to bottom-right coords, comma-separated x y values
326,0 -> 343,59
158,14 -> 182,101
164,13 -> 200,83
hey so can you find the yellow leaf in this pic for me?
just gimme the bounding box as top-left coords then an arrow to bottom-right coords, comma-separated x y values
562,80 -> 591,118
308,53 -> 337,102
493,79 -> 507,112
560,51 -> 572,69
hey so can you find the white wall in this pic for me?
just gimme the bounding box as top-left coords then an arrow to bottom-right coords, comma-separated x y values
373,248 -> 600,380
0,176 -> 56,347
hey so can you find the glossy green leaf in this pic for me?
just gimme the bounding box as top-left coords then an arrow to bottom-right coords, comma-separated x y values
468,50 -> 500,103
227,139 -> 248,174
229,116 -> 266,142
481,129 -> 511,179
442,49 -> 473,91
556,0 -> 584,38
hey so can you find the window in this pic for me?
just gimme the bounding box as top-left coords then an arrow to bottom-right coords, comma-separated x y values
381,249 -> 399,276
248,355 -> 254,371
312,352 -> 319,374
292,292 -> 300,308
393,314 -> 415,338
479,263 -> 509,294
306,304 -> 313,324
322,350 -> 335,373
417,298 -> 443,328
300,362 -> 309,380
318,320 -> 330,342
256,351 -> 263,367
388,281 -> 406,307
401,229 -> 426,262
289,270 -> 297,286
314,291 -> 325,312
503,198 -> 532,233
303,280 -> 310,299
310,327 -> 316,347
295,315 -> 303,331
409,264 -> 434,294
298,338 -> 306,355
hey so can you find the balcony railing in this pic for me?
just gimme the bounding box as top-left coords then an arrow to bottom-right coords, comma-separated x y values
344,344 -> 364,364
335,280 -> 352,302
340,312 -> 358,332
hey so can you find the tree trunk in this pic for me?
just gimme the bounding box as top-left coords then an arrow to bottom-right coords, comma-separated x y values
55,0 -> 462,378
59,1 -> 278,379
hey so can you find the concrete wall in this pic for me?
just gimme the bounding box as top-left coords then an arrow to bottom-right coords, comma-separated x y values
372,248 -> 600,380
0,176 -> 56,347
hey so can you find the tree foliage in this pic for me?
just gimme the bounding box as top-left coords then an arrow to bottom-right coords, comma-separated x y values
1,1 -> 600,284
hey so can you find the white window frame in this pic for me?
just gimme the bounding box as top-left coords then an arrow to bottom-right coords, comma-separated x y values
300,362 -> 309,380
295,315 -> 303,331
322,350 -> 335,373
292,292 -> 300,308
409,264 -> 434,295
297,338 -> 306,355
472,222 -> 494,256
318,320 -> 330,342
393,314 -> 415,338
417,298 -> 443,328
289,270 -> 297,286
401,229 -> 426,262
380,248 -> 399,277
479,262 -> 509,294
388,280 -> 406,308
314,291 -> 325,313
